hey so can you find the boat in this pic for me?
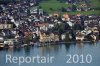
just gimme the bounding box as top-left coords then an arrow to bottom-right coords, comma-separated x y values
76,31 -> 85,42
0,43 -> 4,50
90,35 -> 97,42
0,37 -> 4,50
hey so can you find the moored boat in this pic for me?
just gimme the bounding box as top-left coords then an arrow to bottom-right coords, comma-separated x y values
76,31 -> 85,42
0,37 -> 4,50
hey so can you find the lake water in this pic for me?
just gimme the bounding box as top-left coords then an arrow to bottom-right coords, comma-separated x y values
0,42 -> 100,66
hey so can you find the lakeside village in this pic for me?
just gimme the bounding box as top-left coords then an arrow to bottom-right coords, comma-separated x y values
0,0 -> 100,49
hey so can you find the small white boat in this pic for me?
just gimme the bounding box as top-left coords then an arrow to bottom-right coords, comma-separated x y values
90,35 -> 97,42
0,37 -> 4,49
76,32 -> 85,42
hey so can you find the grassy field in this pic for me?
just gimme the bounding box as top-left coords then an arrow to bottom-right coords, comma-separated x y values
90,0 -> 100,8
39,0 -> 71,13
39,0 -> 100,15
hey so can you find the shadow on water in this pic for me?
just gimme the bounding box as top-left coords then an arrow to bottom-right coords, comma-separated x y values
64,41 -> 98,52
64,42 -> 75,51
0,41 -> 98,55
13,47 -> 22,52
24,46 -> 31,55
39,44 -> 62,55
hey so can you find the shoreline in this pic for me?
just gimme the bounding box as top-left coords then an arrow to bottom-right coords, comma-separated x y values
0,40 -> 98,50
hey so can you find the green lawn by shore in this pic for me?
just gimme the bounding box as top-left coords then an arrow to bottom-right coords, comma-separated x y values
39,0 -> 100,15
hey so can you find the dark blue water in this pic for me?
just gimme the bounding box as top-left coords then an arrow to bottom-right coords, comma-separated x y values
0,42 -> 100,66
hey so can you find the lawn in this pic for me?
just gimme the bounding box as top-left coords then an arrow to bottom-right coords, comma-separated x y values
39,0 -> 71,13
90,0 -> 100,8
38,0 -> 100,15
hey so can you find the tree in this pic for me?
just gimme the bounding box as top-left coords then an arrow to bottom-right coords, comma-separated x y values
54,23 -> 65,34
61,7 -> 66,12
72,4 -> 77,11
